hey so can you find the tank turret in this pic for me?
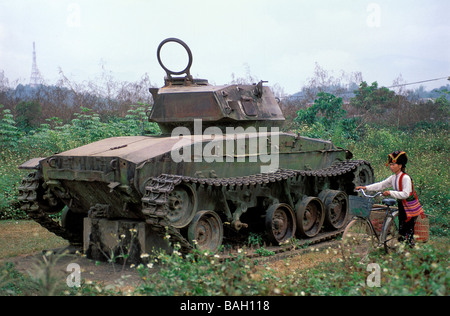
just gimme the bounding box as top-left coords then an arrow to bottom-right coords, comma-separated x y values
149,38 -> 284,134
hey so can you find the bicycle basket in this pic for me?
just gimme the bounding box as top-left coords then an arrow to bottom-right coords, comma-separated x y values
349,196 -> 374,218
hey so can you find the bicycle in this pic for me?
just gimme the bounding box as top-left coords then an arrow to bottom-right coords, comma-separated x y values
341,189 -> 401,261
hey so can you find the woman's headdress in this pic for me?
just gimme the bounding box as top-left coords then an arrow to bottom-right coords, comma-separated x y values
386,150 -> 408,166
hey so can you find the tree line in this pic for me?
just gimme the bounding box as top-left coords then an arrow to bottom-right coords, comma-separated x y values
0,66 -> 448,136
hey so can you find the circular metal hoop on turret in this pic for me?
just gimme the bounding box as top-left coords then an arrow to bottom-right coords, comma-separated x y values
157,37 -> 193,77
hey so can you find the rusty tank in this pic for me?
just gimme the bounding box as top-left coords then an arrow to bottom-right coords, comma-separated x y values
18,38 -> 374,261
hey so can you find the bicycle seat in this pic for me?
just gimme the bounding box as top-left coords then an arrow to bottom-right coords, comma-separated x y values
382,198 -> 396,206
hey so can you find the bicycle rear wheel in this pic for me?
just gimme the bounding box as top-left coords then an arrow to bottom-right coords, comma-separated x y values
342,218 -> 376,261
381,214 -> 400,253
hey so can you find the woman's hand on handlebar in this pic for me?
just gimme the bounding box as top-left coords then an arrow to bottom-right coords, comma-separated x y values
355,187 -> 391,198
355,187 -> 383,198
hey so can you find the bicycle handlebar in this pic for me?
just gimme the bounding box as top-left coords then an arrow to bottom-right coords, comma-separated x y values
356,188 -> 382,198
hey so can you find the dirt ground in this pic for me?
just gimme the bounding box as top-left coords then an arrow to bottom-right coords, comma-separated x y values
0,220 -> 339,291
2,247 -> 144,289
0,221 -> 144,289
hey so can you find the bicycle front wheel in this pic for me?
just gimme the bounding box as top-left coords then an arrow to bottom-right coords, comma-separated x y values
381,214 -> 400,253
342,218 -> 376,261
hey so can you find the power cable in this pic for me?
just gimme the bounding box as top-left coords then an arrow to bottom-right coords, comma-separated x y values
387,76 -> 450,88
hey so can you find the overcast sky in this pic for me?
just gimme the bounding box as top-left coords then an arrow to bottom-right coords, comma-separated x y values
0,0 -> 449,95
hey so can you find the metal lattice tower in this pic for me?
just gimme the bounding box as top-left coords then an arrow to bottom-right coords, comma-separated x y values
29,42 -> 43,87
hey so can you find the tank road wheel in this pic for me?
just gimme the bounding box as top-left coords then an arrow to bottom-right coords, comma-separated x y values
319,190 -> 349,230
167,183 -> 197,228
295,197 -> 325,238
188,211 -> 223,253
265,203 -> 297,245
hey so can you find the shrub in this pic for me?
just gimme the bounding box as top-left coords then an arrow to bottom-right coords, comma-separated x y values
136,245 -> 267,296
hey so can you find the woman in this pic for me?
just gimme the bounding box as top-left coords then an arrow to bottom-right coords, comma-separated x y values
355,150 -> 423,247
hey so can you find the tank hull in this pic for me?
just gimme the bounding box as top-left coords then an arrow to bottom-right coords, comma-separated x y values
30,131 -> 351,216
19,131 -> 373,261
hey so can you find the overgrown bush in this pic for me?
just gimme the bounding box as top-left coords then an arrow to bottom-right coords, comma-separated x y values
295,92 -> 361,141
134,241 -> 450,296
136,245 -> 266,296
3,239 -> 447,296
270,242 -> 449,296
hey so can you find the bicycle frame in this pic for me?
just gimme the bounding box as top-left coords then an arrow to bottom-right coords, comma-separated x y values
351,189 -> 399,245
342,189 -> 401,259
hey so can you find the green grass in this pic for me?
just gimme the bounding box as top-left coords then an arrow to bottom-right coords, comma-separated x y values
0,220 -> 68,259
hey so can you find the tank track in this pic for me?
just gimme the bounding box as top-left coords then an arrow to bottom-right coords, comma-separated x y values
221,229 -> 344,261
141,159 -> 372,254
17,171 -> 82,246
